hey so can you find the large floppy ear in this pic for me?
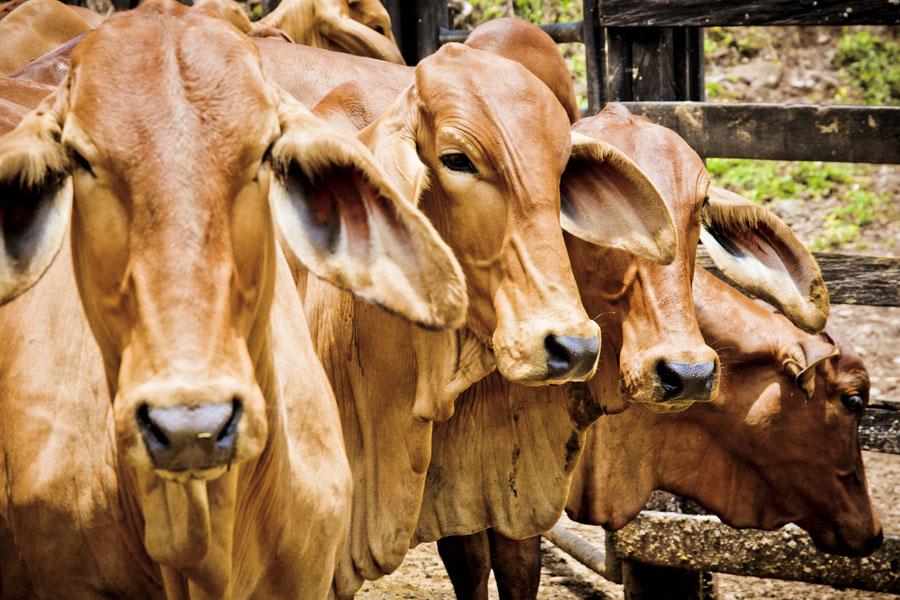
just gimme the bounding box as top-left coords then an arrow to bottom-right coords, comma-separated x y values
316,4 -> 405,64
270,93 -> 466,330
781,335 -> 840,399
0,90 -> 71,305
701,185 -> 829,333
560,131 -> 676,264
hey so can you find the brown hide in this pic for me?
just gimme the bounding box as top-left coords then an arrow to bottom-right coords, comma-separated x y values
0,0 -> 93,75
0,1 -> 468,596
300,42 -> 681,596
260,0 -> 403,63
414,105 -> 712,544
7,34 -> 83,87
465,17 -> 580,123
567,268 -> 882,557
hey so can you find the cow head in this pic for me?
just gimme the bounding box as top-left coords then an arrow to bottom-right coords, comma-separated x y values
565,105 -> 827,412
567,268 -> 881,558
564,105 -> 719,411
684,269 -> 882,556
0,0 -> 464,570
261,0 -> 404,64
358,44 -> 676,386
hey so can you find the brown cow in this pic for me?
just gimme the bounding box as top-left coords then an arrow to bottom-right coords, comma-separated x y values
260,0 -> 404,64
0,1 -> 468,597
565,266 -> 883,558
0,0 -> 95,75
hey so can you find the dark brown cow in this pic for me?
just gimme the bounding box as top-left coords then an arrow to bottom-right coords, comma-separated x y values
0,1 -> 468,596
567,266 -> 883,555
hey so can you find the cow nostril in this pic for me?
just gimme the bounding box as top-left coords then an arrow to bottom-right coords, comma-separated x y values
216,398 -> 243,444
545,335 -> 573,370
656,361 -> 684,398
136,403 -> 170,450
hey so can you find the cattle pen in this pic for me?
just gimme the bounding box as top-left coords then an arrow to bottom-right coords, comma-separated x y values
375,1 -> 900,598
50,0 -> 900,596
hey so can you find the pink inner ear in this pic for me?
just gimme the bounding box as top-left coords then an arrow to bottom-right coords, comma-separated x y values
710,220 -> 809,294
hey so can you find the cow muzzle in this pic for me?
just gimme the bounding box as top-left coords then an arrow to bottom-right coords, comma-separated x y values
118,377 -> 266,478
493,319 -> 601,384
621,347 -> 720,411
137,399 -> 241,473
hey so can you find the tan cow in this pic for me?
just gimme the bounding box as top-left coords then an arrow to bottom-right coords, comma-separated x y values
0,0 -> 96,75
260,0 -> 404,63
0,0 -> 468,597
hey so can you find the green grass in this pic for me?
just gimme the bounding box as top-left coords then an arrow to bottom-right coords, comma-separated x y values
832,29 -> 900,105
707,158 -> 888,250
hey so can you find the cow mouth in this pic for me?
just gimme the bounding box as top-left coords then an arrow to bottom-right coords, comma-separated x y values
154,464 -> 231,483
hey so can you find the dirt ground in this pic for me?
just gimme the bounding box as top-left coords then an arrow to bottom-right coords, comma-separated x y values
361,14 -> 899,600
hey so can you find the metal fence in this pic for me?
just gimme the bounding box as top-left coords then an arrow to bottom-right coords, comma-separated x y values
387,1 -> 900,597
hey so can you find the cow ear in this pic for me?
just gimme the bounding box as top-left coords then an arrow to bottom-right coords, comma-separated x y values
781,335 -> 839,399
270,96 -> 467,330
0,92 -> 71,305
560,131 -> 676,265
316,4 -> 405,64
358,85 -> 430,205
701,186 -> 829,333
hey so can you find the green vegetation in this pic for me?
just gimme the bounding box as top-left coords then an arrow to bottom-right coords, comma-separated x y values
832,29 -> 900,105
707,158 -> 888,250
704,26 -> 772,62
467,0 -> 580,24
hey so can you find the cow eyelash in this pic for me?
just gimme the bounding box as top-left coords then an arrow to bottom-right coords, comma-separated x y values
440,152 -> 478,174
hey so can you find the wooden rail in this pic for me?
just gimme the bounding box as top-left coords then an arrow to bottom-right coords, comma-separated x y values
546,515 -> 900,595
595,0 -> 900,26
621,102 -> 900,164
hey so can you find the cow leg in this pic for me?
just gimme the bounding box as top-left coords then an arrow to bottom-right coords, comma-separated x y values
437,531 -> 491,600
488,530 -> 541,600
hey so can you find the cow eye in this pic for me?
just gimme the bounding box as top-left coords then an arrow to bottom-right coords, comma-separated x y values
440,152 -> 477,174
71,149 -> 95,178
841,393 -> 864,414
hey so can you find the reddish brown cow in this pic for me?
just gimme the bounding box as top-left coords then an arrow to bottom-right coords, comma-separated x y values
0,1 -> 468,596
568,266 -> 883,556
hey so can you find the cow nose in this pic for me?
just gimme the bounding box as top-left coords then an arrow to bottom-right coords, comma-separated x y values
544,334 -> 600,379
862,529 -> 884,555
656,361 -> 717,401
136,399 -> 242,472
